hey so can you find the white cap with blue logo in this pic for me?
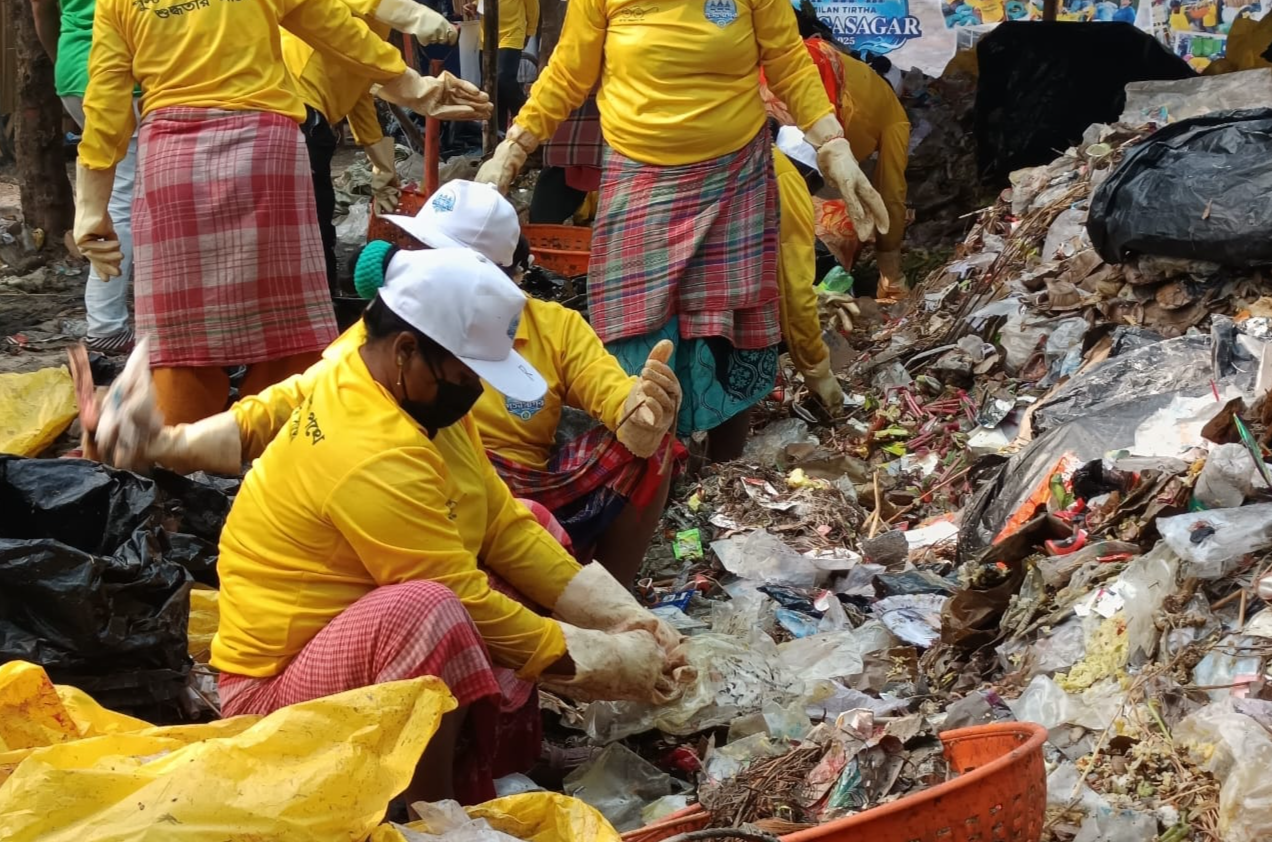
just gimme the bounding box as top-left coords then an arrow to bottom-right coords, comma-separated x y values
382,180 -> 520,268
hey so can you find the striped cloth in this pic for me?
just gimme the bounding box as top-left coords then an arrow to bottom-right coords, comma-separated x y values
587,129 -> 780,351
543,96 -> 604,192
133,107 -> 337,368
491,427 -> 685,557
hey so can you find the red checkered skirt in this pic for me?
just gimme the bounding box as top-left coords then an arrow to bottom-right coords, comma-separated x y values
587,130 -> 780,350
543,95 -> 603,192
133,107 -> 337,368
489,426 -> 685,557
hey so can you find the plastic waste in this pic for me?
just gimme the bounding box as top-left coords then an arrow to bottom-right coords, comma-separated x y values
0,671 -> 455,842
874,594 -> 948,648
493,774 -> 544,797
1008,675 -> 1122,732
1176,699 -> 1272,842
1072,810 -> 1158,842
584,631 -> 790,743
1158,503 -> 1272,579
1192,634 -> 1263,702
1195,443 -> 1260,509
640,795 -> 690,826
816,266 -> 854,295
874,569 -> 955,598
0,366 -> 78,457
394,800 -> 524,842
0,456 -> 195,710
997,311 -> 1050,375
711,529 -> 824,588
563,743 -> 686,832
1091,110 -> 1272,269
741,418 -> 819,468
373,793 -> 622,842
802,681 -> 909,720
1118,543 -> 1181,663
777,630 -> 865,683
775,607 -> 821,638
1121,71 -> 1272,123
702,732 -> 786,782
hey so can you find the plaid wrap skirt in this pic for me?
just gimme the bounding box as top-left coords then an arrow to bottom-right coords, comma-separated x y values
133,107 -> 337,368
587,130 -> 781,351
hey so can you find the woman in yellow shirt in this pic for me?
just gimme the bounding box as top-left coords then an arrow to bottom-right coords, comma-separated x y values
97,248 -> 685,805
474,0 -> 887,461
73,0 -> 489,427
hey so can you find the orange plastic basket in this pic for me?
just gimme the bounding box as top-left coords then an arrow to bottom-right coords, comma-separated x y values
621,722 -> 1047,842
367,187 -> 429,248
523,223 -> 592,277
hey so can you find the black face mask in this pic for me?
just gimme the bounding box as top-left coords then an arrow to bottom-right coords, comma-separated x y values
400,354 -> 484,433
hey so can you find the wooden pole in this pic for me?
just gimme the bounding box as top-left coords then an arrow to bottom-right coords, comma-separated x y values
425,57 -> 444,196
483,0 -> 499,154
1042,0 -> 1059,20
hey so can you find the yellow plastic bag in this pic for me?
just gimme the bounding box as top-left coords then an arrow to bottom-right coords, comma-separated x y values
369,792 -> 621,842
0,670 -> 456,842
187,588 -> 220,662
0,366 -> 79,456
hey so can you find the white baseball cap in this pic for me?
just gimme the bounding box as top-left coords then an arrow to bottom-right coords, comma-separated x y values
382,180 -> 520,267
776,125 -> 821,174
379,247 -> 547,401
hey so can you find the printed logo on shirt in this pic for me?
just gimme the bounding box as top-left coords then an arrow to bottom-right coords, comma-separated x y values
614,5 -> 658,20
703,0 -> 738,26
432,190 -> 457,213
505,396 -> 545,421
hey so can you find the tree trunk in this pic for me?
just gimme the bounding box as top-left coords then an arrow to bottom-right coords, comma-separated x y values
538,0 -> 564,70
7,0 -> 74,239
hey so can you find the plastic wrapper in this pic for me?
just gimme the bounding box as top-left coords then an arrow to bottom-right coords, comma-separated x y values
0,366 -> 79,457
1158,503 -> 1272,579
1090,110 -> 1272,268
740,418 -> 819,468
974,21 -> 1192,180
1072,810 -> 1158,842
711,530 -> 823,588
0,456 -> 194,709
873,594 -> 947,648
584,632 -> 790,743
1118,543 -> 1181,663
562,743 -> 685,832
1008,675 -> 1122,732
0,672 -> 456,842
1120,71 -> 1272,123
1176,699 -> 1272,842
777,630 -> 866,683
1192,635 -> 1263,702
1194,443 -> 1260,509
702,732 -> 786,782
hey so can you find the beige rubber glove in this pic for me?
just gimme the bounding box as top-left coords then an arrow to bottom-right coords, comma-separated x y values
616,339 -> 679,459
541,624 -> 685,704
821,292 -> 860,334
475,123 -> 539,194
374,0 -> 457,44
875,250 -> 908,301
553,563 -> 683,656
803,357 -> 844,411
94,338 -> 164,471
364,136 -> 401,215
374,69 -> 492,121
73,161 -> 124,280
805,115 -> 890,244
149,412 -> 244,475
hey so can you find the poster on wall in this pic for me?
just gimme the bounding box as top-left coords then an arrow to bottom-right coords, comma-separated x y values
801,0 -> 959,75
1156,0 -> 1266,70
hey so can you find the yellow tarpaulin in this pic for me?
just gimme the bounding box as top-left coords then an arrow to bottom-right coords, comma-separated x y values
0,662 -> 455,842
187,588 -> 219,662
0,366 -> 79,456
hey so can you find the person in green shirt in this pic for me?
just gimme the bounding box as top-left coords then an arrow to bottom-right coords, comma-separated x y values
31,0 -> 137,354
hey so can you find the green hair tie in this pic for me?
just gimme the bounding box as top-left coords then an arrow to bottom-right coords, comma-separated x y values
354,240 -> 396,300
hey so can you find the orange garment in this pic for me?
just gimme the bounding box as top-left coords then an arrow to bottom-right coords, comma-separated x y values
153,352 -> 322,426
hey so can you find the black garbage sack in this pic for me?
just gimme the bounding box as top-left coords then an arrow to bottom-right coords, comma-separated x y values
975,22 -> 1193,181
0,457 -> 232,709
1089,109 -> 1272,268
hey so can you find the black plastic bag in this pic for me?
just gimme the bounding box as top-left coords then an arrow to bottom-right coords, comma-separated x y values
975,22 -> 1193,180
0,457 -> 209,709
1089,109 -> 1272,268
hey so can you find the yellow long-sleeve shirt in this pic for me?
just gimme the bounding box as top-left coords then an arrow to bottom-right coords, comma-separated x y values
516,0 -> 833,165
773,149 -> 829,377
838,58 -> 910,253
496,0 -> 538,49
475,299 -> 635,470
281,10 -> 393,145
81,0 -> 406,170
212,338 -> 578,680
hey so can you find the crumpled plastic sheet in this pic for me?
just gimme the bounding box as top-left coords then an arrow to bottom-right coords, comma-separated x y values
711,529 -> 824,588
562,743 -> 687,832
584,631 -> 792,743
0,366 -> 78,456
1158,503 -> 1272,580
0,663 -> 456,842
373,793 -> 621,842
1007,674 -> 1122,732
1176,698 -> 1272,842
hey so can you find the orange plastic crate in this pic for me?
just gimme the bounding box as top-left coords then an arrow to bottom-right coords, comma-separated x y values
524,223 -> 592,277
367,187 -> 429,249
621,723 -> 1047,842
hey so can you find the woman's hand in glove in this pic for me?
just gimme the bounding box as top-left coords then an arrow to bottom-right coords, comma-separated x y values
553,562 -> 685,663
72,162 -> 124,279
374,70 -> 492,121
542,624 -> 692,704
616,339 -> 679,458
374,0 -> 457,44
805,115 -> 890,243
475,123 -> 539,193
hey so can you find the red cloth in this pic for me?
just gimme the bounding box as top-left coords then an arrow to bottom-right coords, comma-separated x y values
588,130 -> 780,350
543,95 -> 604,171
133,107 -> 337,368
